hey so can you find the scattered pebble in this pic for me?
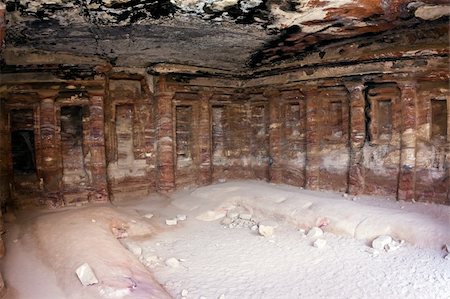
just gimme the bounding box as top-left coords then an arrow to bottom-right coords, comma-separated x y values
166,218 -> 178,226
251,225 -> 258,231
131,220 -> 137,224
181,289 -> 189,296
313,238 -> 327,249
91,219 -> 96,223
445,254 -> 450,260
165,257 -> 180,268
219,294 -> 226,299
307,227 -> 323,238
342,193 -> 348,198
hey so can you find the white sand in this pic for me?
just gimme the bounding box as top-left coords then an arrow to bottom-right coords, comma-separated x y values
1,180 -> 449,299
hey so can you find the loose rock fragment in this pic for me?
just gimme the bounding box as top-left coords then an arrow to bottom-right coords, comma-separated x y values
165,257 -> 180,268
181,289 -> 189,296
258,221 -> 277,237
313,238 -> 327,249
372,235 -> 393,251
307,227 -> 323,238
165,218 -> 178,226
177,214 -> 187,221
445,254 -> 450,260
76,263 -> 99,286
143,213 -> 154,219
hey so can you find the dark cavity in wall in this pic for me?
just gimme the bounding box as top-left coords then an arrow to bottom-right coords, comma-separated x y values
176,105 -> 193,164
364,87 -> 372,143
431,99 -> 448,139
10,109 -> 36,175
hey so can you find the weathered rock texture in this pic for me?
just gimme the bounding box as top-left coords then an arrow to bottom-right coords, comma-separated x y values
0,1 -> 449,208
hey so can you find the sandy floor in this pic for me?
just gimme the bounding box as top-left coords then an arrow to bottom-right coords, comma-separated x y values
1,180 -> 449,299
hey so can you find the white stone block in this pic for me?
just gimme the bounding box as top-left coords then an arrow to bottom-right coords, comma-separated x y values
76,263 -> 99,286
165,218 -> 178,226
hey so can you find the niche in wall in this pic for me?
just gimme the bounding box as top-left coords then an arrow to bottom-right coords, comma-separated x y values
212,105 -> 226,160
10,109 -> 36,175
431,99 -> 448,140
60,105 -> 89,188
175,105 -> 193,167
329,101 -> 343,139
377,100 -> 393,140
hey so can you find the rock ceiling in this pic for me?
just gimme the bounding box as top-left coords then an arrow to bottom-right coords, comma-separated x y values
1,0 -> 449,72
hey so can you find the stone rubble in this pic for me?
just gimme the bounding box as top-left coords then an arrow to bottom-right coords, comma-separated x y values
75,263 -> 99,286
306,227 -> 323,238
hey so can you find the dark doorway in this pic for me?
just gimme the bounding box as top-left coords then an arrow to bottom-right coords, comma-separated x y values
10,109 -> 36,176
10,109 -> 40,206
11,130 -> 36,174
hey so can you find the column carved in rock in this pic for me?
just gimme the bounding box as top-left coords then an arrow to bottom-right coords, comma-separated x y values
40,98 -> 61,202
304,86 -> 321,190
265,88 -> 282,183
345,83 -> 366,195
156,77 -> 175,192
397,81 -> 417,201
88,95 -> 109,202
198,91 -> 213,185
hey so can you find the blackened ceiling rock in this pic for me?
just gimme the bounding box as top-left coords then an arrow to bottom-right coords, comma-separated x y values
1,0 -> 449,71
